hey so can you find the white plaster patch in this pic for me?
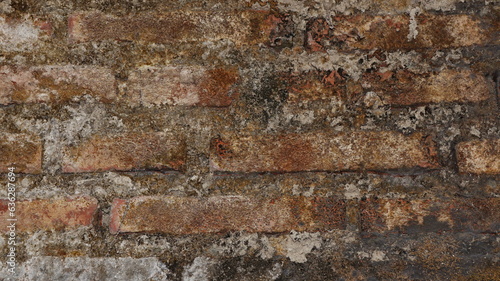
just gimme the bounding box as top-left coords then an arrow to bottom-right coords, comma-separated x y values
0,17 -> 41,51
17,256 -> 170,281
285,231 -> 322,263
371,250 -> 387,262
344,184 -> 361,199
182,257 -> 215,281
407,7 -> 421,41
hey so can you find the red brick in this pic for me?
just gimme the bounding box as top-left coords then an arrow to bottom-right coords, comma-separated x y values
62,132 -> 186,173
360,198 -> 500,233
0,65 -> 116,105
68,11 -> 278,46
0,196 -> 98,232
456,139 -> 500,175
110,196 -> 345,234
126,66 -> 239,107
0,133 -> 42,174
361,69 -> 492,105
210,131 -> 439,173
331,14 -> 496,50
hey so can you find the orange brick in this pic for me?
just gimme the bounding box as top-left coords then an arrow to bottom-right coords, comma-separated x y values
126,66 -> 239,107
0,133 -> 42,174
210,131 -> 439,173
110,196 -> 345,234
456,139 -> 500,175
360,198 -> 500,234
62,132 -> 186,173
0,65 -> 116,105
0,196 -> 98,232
332,14 -> 496,50
68,11 -> 278,46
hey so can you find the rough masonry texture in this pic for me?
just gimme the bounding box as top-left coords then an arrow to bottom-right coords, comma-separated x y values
0,0 -> 498,280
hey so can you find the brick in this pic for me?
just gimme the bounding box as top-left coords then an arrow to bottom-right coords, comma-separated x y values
62,132 -> 186,173
285,70 -> 347,103
0,196 -> 98,232
0,16 -> 52,52
126,66 -> 239,106
360,198 -> 500,233
0,65 -> 116,105
0,133 -> 42,174
210,131 -> 439,173
110,196 -> 345,234
456,139 -> 500,175
361,69 -> 492,105
283,69 -> 491,105
330,14 -> 497,50
68,11 -> 278,46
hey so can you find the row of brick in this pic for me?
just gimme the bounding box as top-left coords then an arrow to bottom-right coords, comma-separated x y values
0,65 -> 494,106
1,196 -> 498,234
2,132 -> 499,175
0,65 -> 238,106
1,12 -> 497,50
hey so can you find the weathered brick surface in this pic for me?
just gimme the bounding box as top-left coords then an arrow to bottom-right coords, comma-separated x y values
126,66 -> 239,106
0,133 -> 42,174
456,139 -> 500,175
285,69 -> 491,105
110,196 -> 345,234
210,131 -> 439,173
62,132 -> 186,173
68,11 -> 279,46
361,69 -> 492,105
330,14 -> 497,50
360,198 -> 500,234
0,65 -> 116,104
0,196 -> 98,232
1,0 -> 499,278
0,16 -> 52,52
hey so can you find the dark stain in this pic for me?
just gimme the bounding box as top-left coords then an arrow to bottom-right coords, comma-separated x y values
404,215 -> 451,234
268,13 -> 295,51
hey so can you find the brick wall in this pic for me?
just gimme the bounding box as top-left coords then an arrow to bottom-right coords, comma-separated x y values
0,0 -> 499,280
